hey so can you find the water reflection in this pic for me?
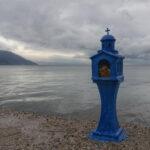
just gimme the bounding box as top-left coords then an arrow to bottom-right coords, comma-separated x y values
0,65 -> 150,125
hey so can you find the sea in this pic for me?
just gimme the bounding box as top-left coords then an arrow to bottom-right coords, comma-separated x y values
0,65 -> 150,125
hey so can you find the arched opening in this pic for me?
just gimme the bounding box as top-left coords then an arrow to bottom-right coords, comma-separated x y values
98,59 -> 110,77
108,43 -> 111,48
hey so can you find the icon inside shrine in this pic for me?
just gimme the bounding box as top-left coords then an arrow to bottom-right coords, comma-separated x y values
99,60 -> 110,77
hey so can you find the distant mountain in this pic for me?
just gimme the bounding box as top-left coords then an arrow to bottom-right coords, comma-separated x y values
0,50 -> 37,65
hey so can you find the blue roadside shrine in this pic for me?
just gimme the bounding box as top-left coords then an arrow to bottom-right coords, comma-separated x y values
89,28 -> 127,142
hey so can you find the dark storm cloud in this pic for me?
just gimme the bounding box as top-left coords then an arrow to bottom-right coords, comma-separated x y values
0,0 -> 149,63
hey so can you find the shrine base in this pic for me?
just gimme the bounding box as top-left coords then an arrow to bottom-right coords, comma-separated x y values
89,128 -> 127,142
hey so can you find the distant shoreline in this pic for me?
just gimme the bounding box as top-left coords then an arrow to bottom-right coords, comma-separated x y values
0,50 -> 37,65
0,64 -> 38,66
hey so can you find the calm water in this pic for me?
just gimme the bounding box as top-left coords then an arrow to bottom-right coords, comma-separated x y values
0,65 -> 150,125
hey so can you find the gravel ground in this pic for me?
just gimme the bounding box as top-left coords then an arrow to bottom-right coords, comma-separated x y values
0,108 -> 150,150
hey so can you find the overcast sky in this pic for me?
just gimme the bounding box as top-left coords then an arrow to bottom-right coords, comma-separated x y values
0,0 -> 150,64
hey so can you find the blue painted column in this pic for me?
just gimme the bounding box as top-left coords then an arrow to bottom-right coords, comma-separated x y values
89,29 -> 127,142
97,80 -> 120,132
89,80 -> 126,142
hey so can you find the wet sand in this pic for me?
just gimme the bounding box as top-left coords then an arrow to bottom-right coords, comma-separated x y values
0,108 -> 150,150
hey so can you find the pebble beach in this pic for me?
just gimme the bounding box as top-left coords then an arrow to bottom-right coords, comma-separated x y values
0,108 -> 150,150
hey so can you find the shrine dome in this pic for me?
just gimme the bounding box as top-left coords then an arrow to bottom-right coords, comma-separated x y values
99,28 -> 117,53
101,34 -> 116,41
